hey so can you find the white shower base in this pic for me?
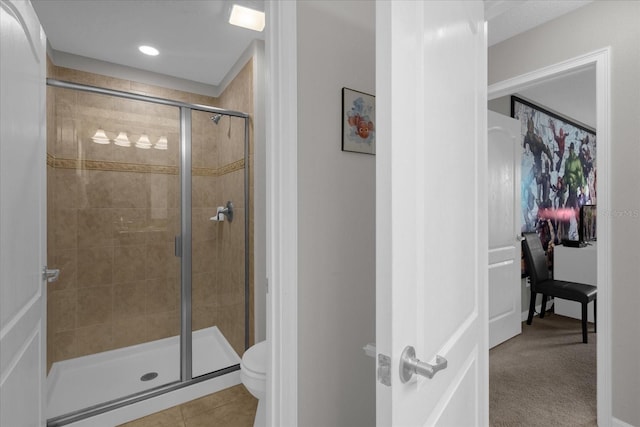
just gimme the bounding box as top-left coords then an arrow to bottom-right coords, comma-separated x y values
47,326 -> 241,426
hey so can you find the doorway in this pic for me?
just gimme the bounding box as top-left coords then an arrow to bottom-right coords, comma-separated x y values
488,49 -> 611,425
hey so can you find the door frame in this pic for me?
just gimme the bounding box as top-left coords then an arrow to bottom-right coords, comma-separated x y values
488,48 -> 612,426
264,1 -> 298,426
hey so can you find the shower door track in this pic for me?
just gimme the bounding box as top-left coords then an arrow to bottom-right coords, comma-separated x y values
46,366 -> 238,427
46,79 -> 251,426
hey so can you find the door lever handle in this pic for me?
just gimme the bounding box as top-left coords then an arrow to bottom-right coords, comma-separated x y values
399,346 -> 447,383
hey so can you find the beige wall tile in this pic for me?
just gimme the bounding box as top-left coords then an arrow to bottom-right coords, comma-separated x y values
82,170 -> 114,208
55,117 -> 79,159
80,127 -> 115,162
56,67 -> 131,92
49,289 -> 77,332
191,306 -> 217,331
113,245 -> 147,283
192,272 -> 219,308
77,208 -> 115,248
218,60 -> 253,115
75,323 -> 113,357
191,176 -> 217,209
148,173 -> 171,210
112,316 -> 147,349
146,277 -> 179,314
192,208 -> 217,243
145,242 -> 175,280
146,310 -> 179,341
192,239 -> 216,275
53,330 -> 77,362
113,208 -> 148,247
187,93 -> 217,106
112,172 -> 149,209
54,248 -> 77,290
77,246 -> 113,287
113,281 -> 146,319
53,208 -> 78,250
77,286 -> 113,327
217,304 -> 245,355
54,169 -> 81,209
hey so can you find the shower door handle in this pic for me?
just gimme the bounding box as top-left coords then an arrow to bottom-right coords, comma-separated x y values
175,235 -> 182,257
43,266 -> 60,283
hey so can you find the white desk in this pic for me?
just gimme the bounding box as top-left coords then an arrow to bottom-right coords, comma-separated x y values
553,242 -> 597,322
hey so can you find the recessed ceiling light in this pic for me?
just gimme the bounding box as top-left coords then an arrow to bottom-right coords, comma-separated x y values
229,4 -> 265,32
138,45 -> 159,56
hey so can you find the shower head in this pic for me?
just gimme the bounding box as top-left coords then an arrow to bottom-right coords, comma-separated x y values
211,114 -> 223,125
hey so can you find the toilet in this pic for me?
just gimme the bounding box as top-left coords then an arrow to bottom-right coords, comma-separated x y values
241,340 -> 267,427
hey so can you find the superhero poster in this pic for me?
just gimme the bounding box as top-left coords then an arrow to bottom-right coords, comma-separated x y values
511,96 -> 596,247
342,87 -> 375,155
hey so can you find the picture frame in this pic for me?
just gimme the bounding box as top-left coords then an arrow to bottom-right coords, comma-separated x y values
511,95 -> 596,247
342,87 -> 375,155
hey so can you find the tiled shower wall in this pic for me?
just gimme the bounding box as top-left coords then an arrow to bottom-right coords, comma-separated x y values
46,59 -> 254,371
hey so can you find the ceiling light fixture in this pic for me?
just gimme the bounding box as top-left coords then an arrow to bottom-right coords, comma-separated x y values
138,45 -> 159,56
228,4 -> 265,32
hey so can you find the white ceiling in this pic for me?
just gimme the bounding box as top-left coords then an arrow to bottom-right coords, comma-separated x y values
485,0 -> 593,46
32,1 -> 592,93
32,0 -> 265,90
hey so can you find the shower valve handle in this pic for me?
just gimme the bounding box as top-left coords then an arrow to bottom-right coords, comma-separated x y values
214,201 -> 234,222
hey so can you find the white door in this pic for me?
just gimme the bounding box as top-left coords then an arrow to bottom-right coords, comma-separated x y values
0,1 -> 47,426
488,111 -> 522,348
376,1 -> 488,425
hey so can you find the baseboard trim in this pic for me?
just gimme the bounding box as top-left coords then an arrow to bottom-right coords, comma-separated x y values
613,417 -> 637,427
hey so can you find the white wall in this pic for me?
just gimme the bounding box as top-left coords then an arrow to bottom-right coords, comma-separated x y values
251,40 -> 267,343
296,1 -> 376,426
489,2 -> 640,425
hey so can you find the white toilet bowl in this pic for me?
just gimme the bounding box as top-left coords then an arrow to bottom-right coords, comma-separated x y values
241,340 -> 266,427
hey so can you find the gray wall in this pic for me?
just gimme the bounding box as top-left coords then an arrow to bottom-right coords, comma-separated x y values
297,1 -> 376,426
489,2 -> 640,425
488,96 -> 510,116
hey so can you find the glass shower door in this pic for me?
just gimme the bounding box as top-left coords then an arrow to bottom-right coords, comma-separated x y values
190,110 -> 247,377
46,86 -> 182,418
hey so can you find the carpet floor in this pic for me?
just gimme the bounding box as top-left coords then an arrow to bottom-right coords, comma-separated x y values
489,314 -> 597,426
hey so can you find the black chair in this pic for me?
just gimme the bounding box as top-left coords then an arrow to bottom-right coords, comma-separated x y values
522,232 -> 597,343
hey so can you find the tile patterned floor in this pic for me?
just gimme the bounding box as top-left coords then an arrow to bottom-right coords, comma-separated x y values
118,384 -> 258,427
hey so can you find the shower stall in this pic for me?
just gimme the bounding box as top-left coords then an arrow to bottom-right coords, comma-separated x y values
45,79 -> 250,426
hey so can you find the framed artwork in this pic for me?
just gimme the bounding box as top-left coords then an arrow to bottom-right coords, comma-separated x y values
342,87 -> 375,154
511,96 -> 596,249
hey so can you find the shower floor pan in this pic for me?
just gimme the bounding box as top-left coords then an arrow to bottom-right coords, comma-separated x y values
47,326 -> 241,422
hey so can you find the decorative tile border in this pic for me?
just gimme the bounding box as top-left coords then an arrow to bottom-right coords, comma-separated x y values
193,158 -> 245,176
47,153 -> 244,177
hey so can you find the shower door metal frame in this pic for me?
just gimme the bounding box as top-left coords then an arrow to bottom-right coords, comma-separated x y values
45,79 -> 251,427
